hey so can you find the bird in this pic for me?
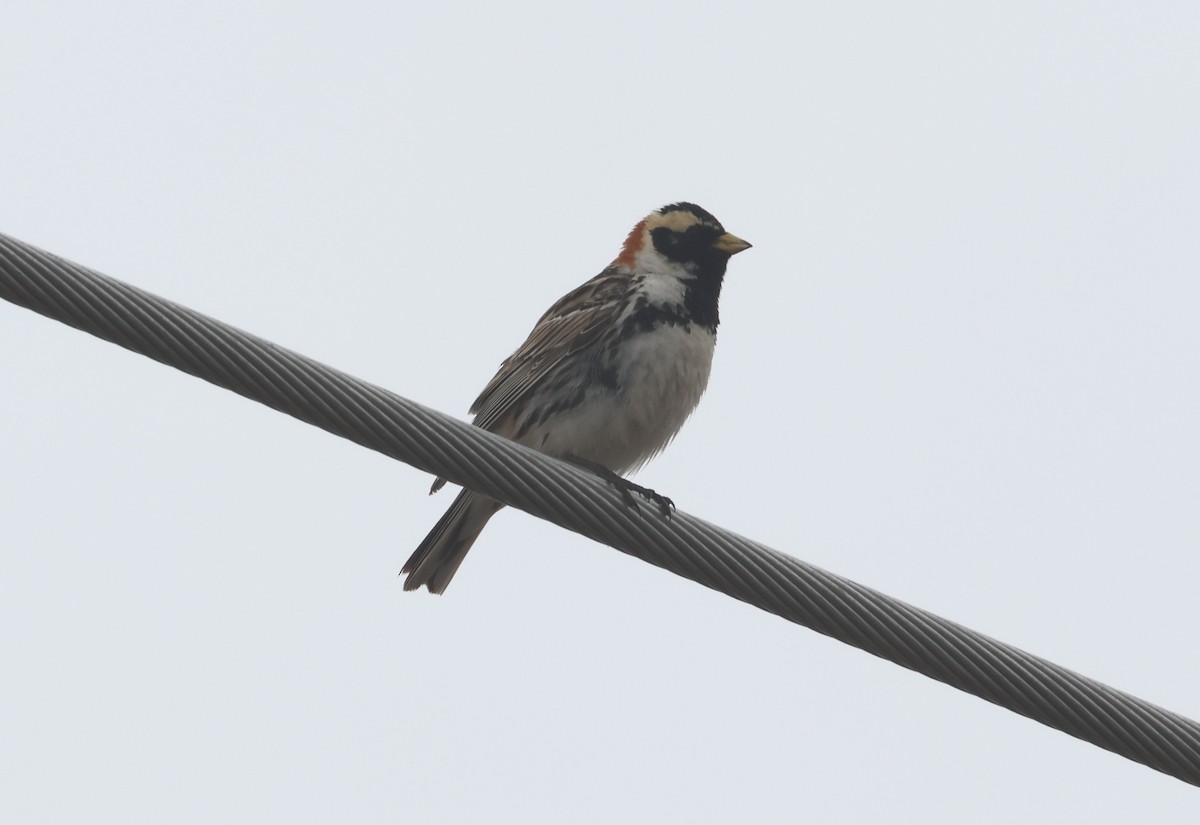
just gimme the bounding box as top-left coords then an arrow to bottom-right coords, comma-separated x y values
403,202 -> 751,593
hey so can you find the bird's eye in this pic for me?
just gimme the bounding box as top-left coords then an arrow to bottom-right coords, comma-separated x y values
650,226 -> 702,263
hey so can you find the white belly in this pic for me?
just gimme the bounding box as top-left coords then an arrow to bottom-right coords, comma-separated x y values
537,324 -> 715,474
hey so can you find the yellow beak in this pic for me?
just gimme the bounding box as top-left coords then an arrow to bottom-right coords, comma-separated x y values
712,232 -> 752,255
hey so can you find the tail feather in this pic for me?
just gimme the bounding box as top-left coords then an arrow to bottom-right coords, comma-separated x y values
403,489 -> 502,594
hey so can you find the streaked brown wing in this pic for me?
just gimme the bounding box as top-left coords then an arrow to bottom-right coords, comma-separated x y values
469,268 -> 629,434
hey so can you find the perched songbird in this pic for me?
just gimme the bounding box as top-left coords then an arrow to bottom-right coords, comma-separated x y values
403,203 -> 751,593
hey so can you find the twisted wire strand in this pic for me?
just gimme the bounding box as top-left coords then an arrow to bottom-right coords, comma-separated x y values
1,231 -> 1197,785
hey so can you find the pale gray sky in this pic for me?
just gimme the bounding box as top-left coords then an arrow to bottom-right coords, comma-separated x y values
3,2 -> 1199,821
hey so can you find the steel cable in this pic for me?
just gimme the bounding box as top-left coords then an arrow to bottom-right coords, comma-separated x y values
1,231 -> 1198,785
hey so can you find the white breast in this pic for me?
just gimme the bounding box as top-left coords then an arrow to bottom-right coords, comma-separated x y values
535,322 -> 716,475
614,323 -> 715,470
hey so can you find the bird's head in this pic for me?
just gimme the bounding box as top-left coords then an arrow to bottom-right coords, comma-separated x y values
615,202 -> 751,280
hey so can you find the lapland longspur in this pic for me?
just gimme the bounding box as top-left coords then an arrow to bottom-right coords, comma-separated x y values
403,203 -> 751,593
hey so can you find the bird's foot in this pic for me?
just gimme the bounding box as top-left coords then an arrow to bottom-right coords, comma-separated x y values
564,455 -> 675,517
618,478 -> 675,517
